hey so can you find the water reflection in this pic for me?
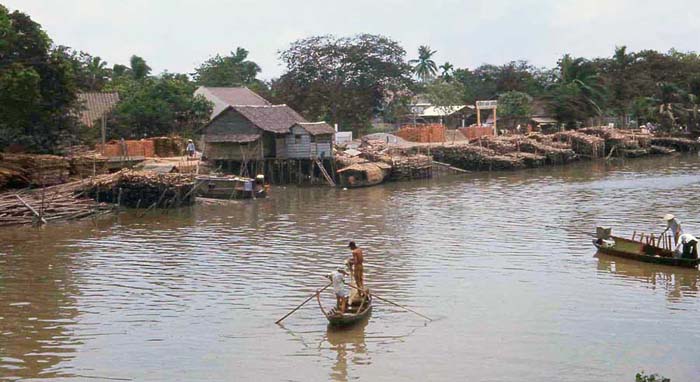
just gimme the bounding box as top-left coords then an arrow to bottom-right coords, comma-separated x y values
324,319 -> 370,382
0,228 -> 81,380
595,253 -> 700,302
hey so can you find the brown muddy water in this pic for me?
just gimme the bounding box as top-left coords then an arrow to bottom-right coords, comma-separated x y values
2,155 -> 700,381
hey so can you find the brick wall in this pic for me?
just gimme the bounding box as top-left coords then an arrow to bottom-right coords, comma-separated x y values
96,139 -> 155,158
396,124 -> 446,143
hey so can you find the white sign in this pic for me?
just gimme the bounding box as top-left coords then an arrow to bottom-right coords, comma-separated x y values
476,100 -> 498,109
335,131 -> 353,144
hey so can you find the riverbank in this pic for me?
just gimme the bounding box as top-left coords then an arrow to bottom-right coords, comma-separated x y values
339,127 -> 699,180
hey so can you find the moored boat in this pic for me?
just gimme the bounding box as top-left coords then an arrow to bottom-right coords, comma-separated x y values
593,227 -> 700,268
195,175 -> 267,199
336,162 -> 391,188
317,290 -> 372,327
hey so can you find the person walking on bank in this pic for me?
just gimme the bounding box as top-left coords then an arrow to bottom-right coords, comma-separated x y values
347,241 -> 364,292
662,214 -> 683,246
186,139 -> 196,159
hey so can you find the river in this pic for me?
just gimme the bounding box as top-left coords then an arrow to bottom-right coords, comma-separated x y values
2,154 -> 700,381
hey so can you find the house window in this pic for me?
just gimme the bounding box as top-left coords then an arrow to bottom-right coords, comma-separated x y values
309,135 -> 316,143
295,135 -> 302,144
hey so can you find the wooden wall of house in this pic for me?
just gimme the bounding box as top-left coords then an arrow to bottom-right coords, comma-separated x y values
279,126 -> 333,159
205,141 -> 263,160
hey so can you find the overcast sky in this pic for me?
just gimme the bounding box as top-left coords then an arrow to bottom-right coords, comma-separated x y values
6,0 -> 700,79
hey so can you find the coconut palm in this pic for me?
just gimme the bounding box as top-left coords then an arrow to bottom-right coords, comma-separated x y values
547,54 -> 606,127
439,62 -> 454,81
409,45 -> 438,82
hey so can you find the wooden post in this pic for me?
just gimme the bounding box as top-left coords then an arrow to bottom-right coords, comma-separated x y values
476,106 -> 481,126
493,107 -> 498,136
100,115 -> 107,155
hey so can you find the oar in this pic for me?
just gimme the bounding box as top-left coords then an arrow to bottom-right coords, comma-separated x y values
275,283 -> 331,325
347,284 -> 432,322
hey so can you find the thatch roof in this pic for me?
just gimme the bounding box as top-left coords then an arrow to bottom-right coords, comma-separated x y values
204,133 -> 261,143
337,162 -> 391,183
295,122 -> 335,136
77,92 -> 120,127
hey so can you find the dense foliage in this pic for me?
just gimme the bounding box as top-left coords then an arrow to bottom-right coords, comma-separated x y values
0,5 -> 80,153
272,34 -> 413,130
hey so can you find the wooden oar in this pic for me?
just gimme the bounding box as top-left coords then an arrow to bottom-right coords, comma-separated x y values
347,284 -> 432,322
275,283 -> 331,324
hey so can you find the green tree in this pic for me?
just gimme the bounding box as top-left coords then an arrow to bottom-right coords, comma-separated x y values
107,73 -> 212,139
547,54 -> 606,127
129,55 -> 151,80
424,80 -> 465,111
0,5 -> 80,153
409,45 -> 438,83
274,34 -> 412,131
193,47 -> 262,87
439,62 -> 454,82
498,91 -> 533,120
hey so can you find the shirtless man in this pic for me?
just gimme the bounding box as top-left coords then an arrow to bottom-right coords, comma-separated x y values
347,241 -> 364,291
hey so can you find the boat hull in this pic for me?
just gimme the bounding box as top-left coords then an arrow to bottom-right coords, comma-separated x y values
593,236 -> 700,268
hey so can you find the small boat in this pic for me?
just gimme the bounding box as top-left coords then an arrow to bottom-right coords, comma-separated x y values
593,227 -> 700,268
336,162 -> 391,188
195,175 -> 267,199
317,290 -> 372,327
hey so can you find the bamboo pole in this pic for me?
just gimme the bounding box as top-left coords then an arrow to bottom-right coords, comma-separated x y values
15,195 -> 47,225
346,284 -> 432,322
275,283 -> 331,324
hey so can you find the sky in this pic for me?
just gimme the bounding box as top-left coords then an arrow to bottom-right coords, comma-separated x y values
5,0 -> 700,79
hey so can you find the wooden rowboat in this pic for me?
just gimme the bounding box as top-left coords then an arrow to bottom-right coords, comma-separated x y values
593,235 -> 700,268
317,291 -> 372,327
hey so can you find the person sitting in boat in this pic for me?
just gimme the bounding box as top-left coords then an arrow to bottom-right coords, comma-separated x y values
347,241 -> 364,293
662,214 -> 683,246
674,233 -> 699,259
327,268 -> 349,314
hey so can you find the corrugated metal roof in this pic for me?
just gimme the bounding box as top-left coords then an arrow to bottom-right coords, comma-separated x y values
419,105 -> 468,117
77,92 -> 120,127
296,122 -> 335,136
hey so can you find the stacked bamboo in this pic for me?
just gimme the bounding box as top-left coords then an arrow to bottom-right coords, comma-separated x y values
85,170 -> 196,208
151,136 -> 186,157
0,175 -> 115,227
650,137 -> 700,152
389,154 -> 433,181
68,155 -> 108,178
551,131 -> 605,158
0,154 -> 70,187
430,145 -> 526,171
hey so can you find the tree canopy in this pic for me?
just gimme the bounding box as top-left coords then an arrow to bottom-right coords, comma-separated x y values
193,47 -> 262,88
0,5 -> 79,153
273,34 -> 413,131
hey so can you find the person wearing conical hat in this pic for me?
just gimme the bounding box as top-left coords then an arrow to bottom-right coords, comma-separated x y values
662,214 -> 683,247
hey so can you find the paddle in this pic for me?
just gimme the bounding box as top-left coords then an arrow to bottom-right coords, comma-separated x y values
275,283 -> 332,325
346,284 -> 432,322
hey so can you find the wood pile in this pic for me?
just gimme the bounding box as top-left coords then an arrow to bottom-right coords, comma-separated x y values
68,155 -> 108,178
578,126 -> 653,157
84,170 -> 196,208
551,131 -> 605,158
650,137 -> 700,152
0,175 -> 115,227
430,145 -> 525,171
512,136 -> 577,164
0,153 -> 70,187
389,154 -> 433,181
151,136 -> 186,157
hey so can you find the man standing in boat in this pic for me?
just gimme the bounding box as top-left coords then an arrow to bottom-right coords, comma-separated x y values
347,241 -> 364,292
327,268 -> 349,313
662,214 -> 683,246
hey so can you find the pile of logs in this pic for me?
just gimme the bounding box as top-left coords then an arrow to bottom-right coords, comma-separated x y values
0,153 -> 70,187
551,131 -> 606,158
0,175 -> 115,227
84,170 -> 196,208
389,154 -> 433,181
151,136 -> 186,157
68,155 -> 109,178
650,137 -> 700,152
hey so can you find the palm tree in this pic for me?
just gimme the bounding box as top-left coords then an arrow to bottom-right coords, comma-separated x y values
548,54 -> 606,127
85,56 -> 108,90
439,62 -> 454,81
409,45 -> 438,83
